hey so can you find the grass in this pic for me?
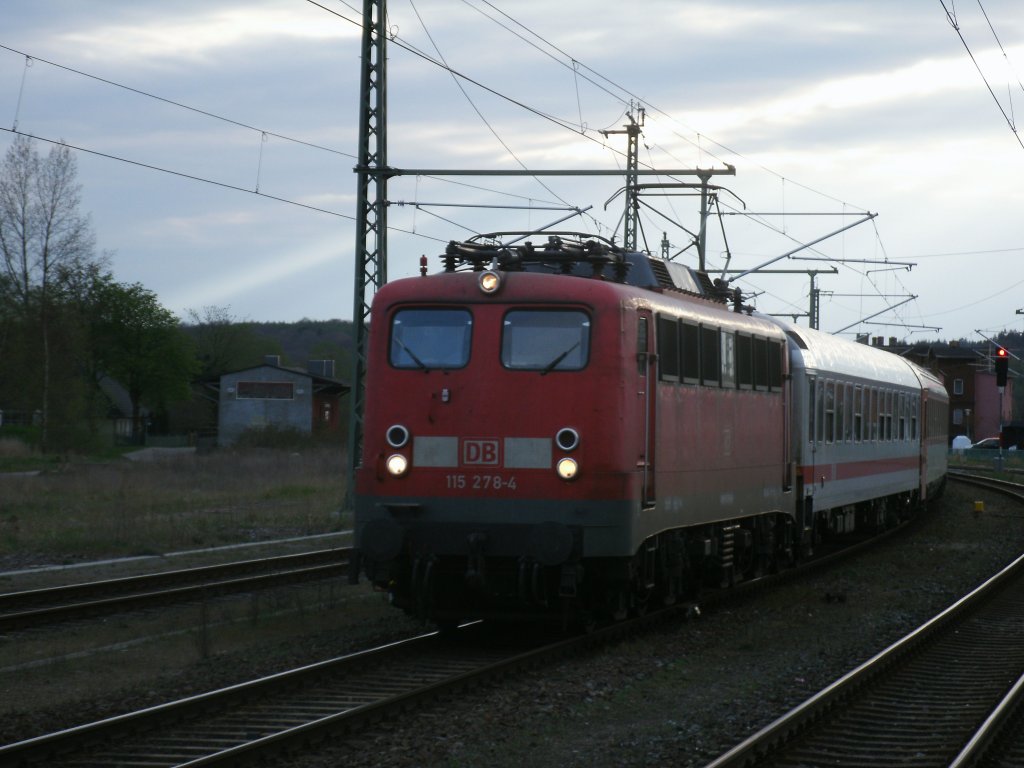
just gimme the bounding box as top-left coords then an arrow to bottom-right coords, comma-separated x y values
0,444 -> 348,563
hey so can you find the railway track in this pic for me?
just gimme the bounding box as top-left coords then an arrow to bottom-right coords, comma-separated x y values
702,472 -> 1024,768
0,619 -> 630,767
948,468 -> 1024,503
0,548 -> 350,632
0,509 -> 926,767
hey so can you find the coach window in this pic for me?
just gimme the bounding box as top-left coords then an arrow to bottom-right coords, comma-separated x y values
501,310 -> 590,372
657,315 -> 680,382
847,383 -> 856,441
899,393 -> 908,440
869,388 -> 878,441
701,325 -> 720,386
391,308 -> 472,370
808,377 -> 816,444
824,380 -> 836,443
885,390 -> 894,441
836,381 -> 845,442
911,396 -> 919,439
682,322 -> 700,383
854,385 -> 863,442
721,331 -> 737,388
816,378 -> 825,444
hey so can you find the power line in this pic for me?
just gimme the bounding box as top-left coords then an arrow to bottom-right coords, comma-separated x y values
0,43 -> 353,159
405,0 -> 576,211
0,33 -> 566,232
0,125 -> 354,219
457,1 -> 878,217
939,0 -> 1024,149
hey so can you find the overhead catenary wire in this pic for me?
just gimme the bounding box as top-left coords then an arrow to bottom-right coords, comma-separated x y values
405,0 -> 579,213
939,0 -> 1024,149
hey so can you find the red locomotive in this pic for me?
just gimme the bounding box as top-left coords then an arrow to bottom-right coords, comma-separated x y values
352,233 -> 948,627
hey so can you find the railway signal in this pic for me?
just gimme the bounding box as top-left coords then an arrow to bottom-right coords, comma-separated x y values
996,347 -> 1009,388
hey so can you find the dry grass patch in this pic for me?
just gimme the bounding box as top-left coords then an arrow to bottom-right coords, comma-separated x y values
0,447 -> 347,564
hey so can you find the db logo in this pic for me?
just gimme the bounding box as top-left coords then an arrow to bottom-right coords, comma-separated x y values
462,438 -> 500,466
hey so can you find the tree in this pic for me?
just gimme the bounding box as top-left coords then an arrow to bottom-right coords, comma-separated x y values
0,135 -> 100,448
185,305 -> 271,378
89,276 -> 198,443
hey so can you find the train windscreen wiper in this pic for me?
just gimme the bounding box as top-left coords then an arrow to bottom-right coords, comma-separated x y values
394,336 -> 428,371
539,341 -> 580,375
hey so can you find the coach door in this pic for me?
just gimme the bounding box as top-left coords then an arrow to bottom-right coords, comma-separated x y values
638,312 -> 656,506
919,390 -> 928,499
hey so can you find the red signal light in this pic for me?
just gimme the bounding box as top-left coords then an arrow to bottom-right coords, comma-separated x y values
996,348 -> 1010,387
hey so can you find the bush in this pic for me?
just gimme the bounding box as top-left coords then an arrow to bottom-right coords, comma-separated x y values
233,425 -> 315,451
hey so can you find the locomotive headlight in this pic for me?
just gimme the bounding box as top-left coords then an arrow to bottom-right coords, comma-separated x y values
386,453 -> 409,477
478,270 -> 501,294
556,457 -> 579,481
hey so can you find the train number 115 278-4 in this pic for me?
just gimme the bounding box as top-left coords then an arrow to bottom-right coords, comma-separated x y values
446,474 -> 518,491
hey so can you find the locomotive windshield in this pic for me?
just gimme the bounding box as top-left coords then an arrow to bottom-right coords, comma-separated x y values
390,308 -> 472,370
501,310 -> 590,372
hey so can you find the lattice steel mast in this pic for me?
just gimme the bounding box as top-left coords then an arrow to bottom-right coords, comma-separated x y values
348,0 -> 388,493
600,108 -> 643,251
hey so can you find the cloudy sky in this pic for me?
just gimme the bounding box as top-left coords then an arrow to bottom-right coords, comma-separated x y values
2,1 -> 1022,341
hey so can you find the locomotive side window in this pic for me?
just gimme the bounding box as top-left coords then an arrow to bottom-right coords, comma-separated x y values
390,308 -> 472,370
501,310 -> 590,372
701,325 -> 720,386
753,337 -> 769,390
736,333 -> 753,388
682,322 -> 700,383
657,315 -> 680,381
720,332 -> 737,388
769,341 -> 783,390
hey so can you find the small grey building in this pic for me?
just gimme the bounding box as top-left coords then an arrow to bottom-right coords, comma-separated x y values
218,356 -> 349,446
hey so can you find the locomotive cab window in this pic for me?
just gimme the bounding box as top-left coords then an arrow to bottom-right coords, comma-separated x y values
502,310 -> 590,371
390,308 -> 472,370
